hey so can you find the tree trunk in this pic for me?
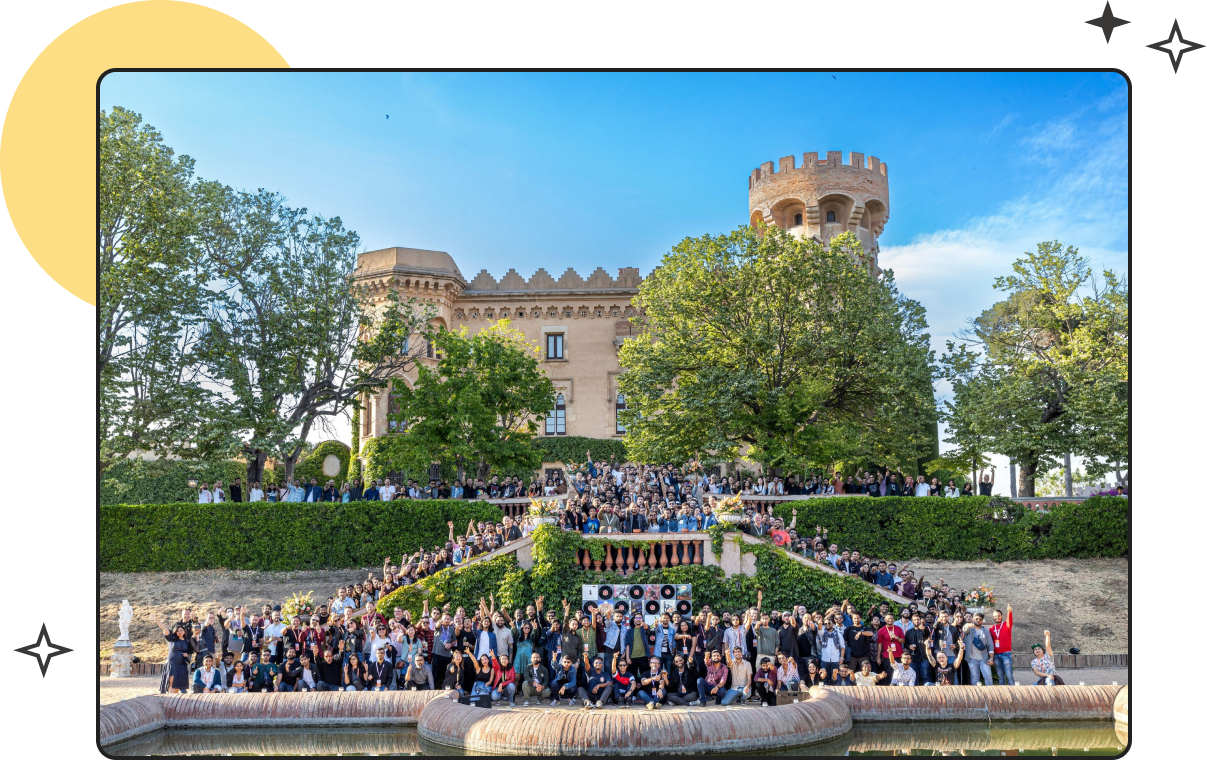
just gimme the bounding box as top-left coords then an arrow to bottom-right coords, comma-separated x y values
1063,452 -> 1074,497
284,444 -> 303,484
245,449 -> 267,488
1009,461 -> 1017,498
1017,461 -> 1038,497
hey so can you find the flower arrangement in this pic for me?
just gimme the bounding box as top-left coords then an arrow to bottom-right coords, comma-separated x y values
528,498 -> 561,518
964,584 -> 996,608
281,591 -> 315,619
684,457 -> 703,474
714,493 -> 745,516
562,460 -> 589,477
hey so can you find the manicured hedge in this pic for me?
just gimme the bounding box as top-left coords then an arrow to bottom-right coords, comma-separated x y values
374,526 -> 886,620
99,500 -> 504,572
99,459 -> 283,505
764,495 -> 1128,561
361,434 -> 628,482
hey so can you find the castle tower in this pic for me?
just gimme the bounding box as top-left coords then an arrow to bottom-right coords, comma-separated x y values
748,151 -> 889,271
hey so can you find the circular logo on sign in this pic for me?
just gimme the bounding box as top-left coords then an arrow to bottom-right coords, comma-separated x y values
321,454 -> 342,477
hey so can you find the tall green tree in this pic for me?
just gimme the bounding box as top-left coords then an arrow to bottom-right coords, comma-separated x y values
191,182 -> 432,485
617,227 -> 937,473
98,107 -> 215,470
379,321 -> 555,481
942,241 -> 1129,494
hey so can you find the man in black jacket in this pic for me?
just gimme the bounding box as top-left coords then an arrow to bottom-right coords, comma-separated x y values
277,649 -> 303,692
844,612 -> 875,672
666,654 -> 698,705
315,649 -> 345,690
367,648 -> 394,691
621,506 -> 648,533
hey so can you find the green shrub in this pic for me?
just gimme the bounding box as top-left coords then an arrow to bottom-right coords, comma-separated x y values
99,500 -> 504,572
361,434 -> 628,483
99,459 -> 282,505
764,496 -> 1128,561
292,441 -> 353,488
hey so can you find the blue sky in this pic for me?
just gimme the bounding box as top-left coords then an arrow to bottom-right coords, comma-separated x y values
101,71 -> 1128,484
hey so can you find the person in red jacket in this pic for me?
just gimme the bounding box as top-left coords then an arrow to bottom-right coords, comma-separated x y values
875,612 -> 905,682
990,604 -> 1015,685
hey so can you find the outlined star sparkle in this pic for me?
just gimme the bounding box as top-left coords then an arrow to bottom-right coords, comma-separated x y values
1148,20 -> 1204,73
1086,3 -> 1129,43
15,623 -> 73,677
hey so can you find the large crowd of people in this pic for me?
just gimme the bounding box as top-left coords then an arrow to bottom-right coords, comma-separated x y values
193,453 -> 996,504
164,455 -> 1063,705
153,589 -> 1061,704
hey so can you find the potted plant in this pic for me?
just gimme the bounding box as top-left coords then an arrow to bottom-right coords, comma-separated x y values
963,584 -> 996,615
528,498 -> 560,526
714,494 -> 745,525
281,591 -> 315,622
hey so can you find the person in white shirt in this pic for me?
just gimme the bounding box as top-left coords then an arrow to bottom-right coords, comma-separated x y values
249,481 -> 264,502
212,481 -> 226,503
198,483 -> 213,504
944,479 -> 961,498
914,479 -> 930,497
380,479 -> 397,501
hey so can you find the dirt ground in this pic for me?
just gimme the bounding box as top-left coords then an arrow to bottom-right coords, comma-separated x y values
903,558 -> 1127,657
99,558 -> 1128,664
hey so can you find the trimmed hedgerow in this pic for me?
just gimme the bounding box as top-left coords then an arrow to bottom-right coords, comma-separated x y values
763,495 -> 1128,561
99,500 -> 504,572
292,441 -> 353,488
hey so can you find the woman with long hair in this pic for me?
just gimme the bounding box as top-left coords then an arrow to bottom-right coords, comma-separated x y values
442,650 -> 467,695
227,659 -> 248,693
153,617 -> 195,694
344,652 -> 368,691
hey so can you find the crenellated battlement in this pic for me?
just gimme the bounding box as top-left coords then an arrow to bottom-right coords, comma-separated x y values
749,151 -> 887,190
465,265 -> 642,293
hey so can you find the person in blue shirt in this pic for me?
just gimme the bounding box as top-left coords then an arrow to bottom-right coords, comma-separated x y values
582,508 -> 600,534
700,503 -> 718,529
549,655 -> 587,706
363,480 -> 379,501
585,656 -> 613,708
874,561 -> 896,589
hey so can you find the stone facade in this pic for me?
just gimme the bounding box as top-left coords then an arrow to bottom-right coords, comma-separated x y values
748,150 -> 889,273
353,152 -> 890,458
353,247 -> 641,446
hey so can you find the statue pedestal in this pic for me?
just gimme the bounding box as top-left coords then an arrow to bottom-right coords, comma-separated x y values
110,641 -> 133,678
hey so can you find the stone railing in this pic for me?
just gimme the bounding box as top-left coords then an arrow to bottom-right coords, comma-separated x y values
821,683 -> 1123,721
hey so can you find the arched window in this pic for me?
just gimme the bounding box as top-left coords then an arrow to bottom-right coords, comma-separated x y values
826,210 -> 836,223
388,387 -> 407,432
545,393 -> 566,436
793,212 -> 803,226
615,393 -> 627,434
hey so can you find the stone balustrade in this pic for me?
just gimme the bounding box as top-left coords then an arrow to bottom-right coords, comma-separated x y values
820,683 -> 1124,721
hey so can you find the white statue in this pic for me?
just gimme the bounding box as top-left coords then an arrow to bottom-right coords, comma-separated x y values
118,600 -> 133,643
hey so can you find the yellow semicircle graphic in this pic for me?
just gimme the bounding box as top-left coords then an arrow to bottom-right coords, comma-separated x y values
1,0 -> 288,305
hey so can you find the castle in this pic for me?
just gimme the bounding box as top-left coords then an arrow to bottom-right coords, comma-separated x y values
354,151 -> 890,456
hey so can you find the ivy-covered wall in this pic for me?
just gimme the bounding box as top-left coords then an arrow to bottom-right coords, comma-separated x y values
99,459 -> 283,505
99,500 -> 505,572
291,440 -> 353,488
361,434 -> 629,482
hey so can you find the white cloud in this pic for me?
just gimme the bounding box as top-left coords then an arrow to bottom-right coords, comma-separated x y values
883,102 -> 1127,479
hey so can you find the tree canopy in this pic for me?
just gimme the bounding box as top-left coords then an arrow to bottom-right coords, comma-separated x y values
939,241 -> 1129,494
617,226 -> 937,473
378,321 -> 556,482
